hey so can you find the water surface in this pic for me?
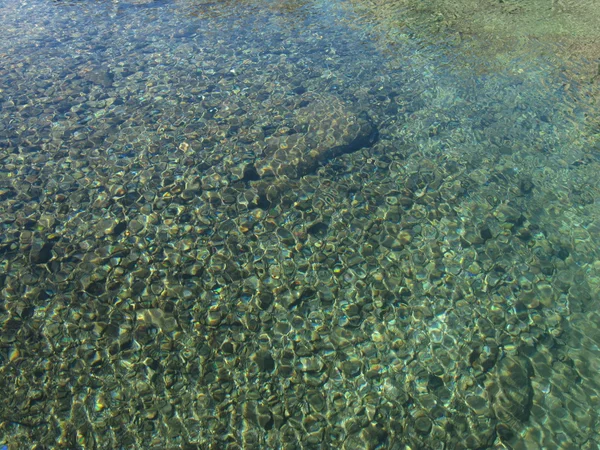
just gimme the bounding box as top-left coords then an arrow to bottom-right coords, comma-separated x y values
1,0 -> 600,448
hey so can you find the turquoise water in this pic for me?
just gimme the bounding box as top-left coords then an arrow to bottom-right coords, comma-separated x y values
1,0 -> 600,448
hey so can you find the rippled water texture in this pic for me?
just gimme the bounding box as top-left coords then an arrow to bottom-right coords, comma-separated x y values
1,0 -> 600,448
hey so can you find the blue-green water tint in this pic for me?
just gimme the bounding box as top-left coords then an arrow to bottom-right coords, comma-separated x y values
1,0 -> 600,448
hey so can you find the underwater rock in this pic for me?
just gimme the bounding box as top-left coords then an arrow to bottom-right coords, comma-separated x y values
254,94 -> 378,179
491,354 -> 534,427
82,67 -> 114,88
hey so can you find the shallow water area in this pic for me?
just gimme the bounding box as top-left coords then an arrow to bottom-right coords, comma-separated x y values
1,0 -> 600,448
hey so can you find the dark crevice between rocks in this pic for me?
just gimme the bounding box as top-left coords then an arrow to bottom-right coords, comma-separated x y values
30,242 -> 54,265
241,164 -> 261,183
254,194 -> 271,211
306,222 -> 329,238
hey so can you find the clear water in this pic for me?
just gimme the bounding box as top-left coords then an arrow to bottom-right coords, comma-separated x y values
1,0 -> 600,448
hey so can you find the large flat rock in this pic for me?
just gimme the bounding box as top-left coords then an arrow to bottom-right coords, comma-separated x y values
253,94 -> 378,179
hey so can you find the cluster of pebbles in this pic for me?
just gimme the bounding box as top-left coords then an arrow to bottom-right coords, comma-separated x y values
2,0 -> 600,449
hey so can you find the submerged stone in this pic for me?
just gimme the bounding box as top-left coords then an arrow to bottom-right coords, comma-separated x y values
254,94 -> 378,179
